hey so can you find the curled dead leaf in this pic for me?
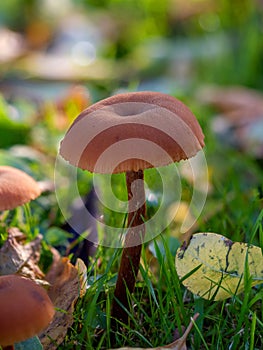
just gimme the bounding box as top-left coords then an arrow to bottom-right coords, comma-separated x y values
75,257 -> 88,298
39,256 -> 87,350
0,227 -> 45,281
198,85 -> 263,158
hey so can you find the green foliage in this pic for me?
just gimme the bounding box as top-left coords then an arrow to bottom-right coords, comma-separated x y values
0,96 -> 31,148
45,226 -> 73,248
56,230 -> 263,349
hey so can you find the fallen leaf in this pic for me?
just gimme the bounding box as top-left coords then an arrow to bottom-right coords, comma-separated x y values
110,314 -> 198,349
0,227 -> 45,281
75,257 -> 88,298
176,232 -> 263,300
198,85 -> 263,158
197,85 -> 263,120
39,256 -> 86,350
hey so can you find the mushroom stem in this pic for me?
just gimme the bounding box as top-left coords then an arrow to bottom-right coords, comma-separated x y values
111,169 -> 146,324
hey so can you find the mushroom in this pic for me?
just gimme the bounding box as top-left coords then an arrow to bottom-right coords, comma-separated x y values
59,91 -> 205,323
0,166 -> 41,211
0,274 -> 54,349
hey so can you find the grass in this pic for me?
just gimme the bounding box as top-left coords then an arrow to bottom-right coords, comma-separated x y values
0,95 -> 262,349
0,127 -> 262,349
52,127 -> 263,349
0,1 -> 262,346
57,238 -> 187,349
55,208 -> 263,349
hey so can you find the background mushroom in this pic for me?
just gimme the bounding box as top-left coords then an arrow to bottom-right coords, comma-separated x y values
0,274 -> 54,349
0,166 -> 41,211
59,91 -> 205,323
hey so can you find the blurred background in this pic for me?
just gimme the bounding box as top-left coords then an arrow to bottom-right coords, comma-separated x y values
0,0 -> 263,123
0,0 -> 262,149
0,0 -> 263,244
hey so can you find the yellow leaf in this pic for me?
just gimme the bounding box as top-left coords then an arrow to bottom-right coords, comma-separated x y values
176,232 -> 263,300
75,257 -> 87,297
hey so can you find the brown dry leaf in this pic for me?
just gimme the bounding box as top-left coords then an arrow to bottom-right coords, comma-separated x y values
198,85 -> 263,158
198,85 -> 263,120
39,256 -> 87,350
110,314 -> 199,350
75,257 -> 88,298
0,227 -> 45,281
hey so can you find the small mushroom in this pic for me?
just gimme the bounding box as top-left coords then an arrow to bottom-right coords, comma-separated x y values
0,166 -> 41,211
0,274 -> 54,349
59,91 -> 205,323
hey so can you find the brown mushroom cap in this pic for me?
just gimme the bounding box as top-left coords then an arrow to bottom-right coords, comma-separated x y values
60,91 -> 205,174
0,166 -> 41,210
0,275 -> 54,346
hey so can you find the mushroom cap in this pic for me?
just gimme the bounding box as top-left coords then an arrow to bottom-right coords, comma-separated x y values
0,275 -> 54,346
0,166 -> 41,210
59,91 -> 205,174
